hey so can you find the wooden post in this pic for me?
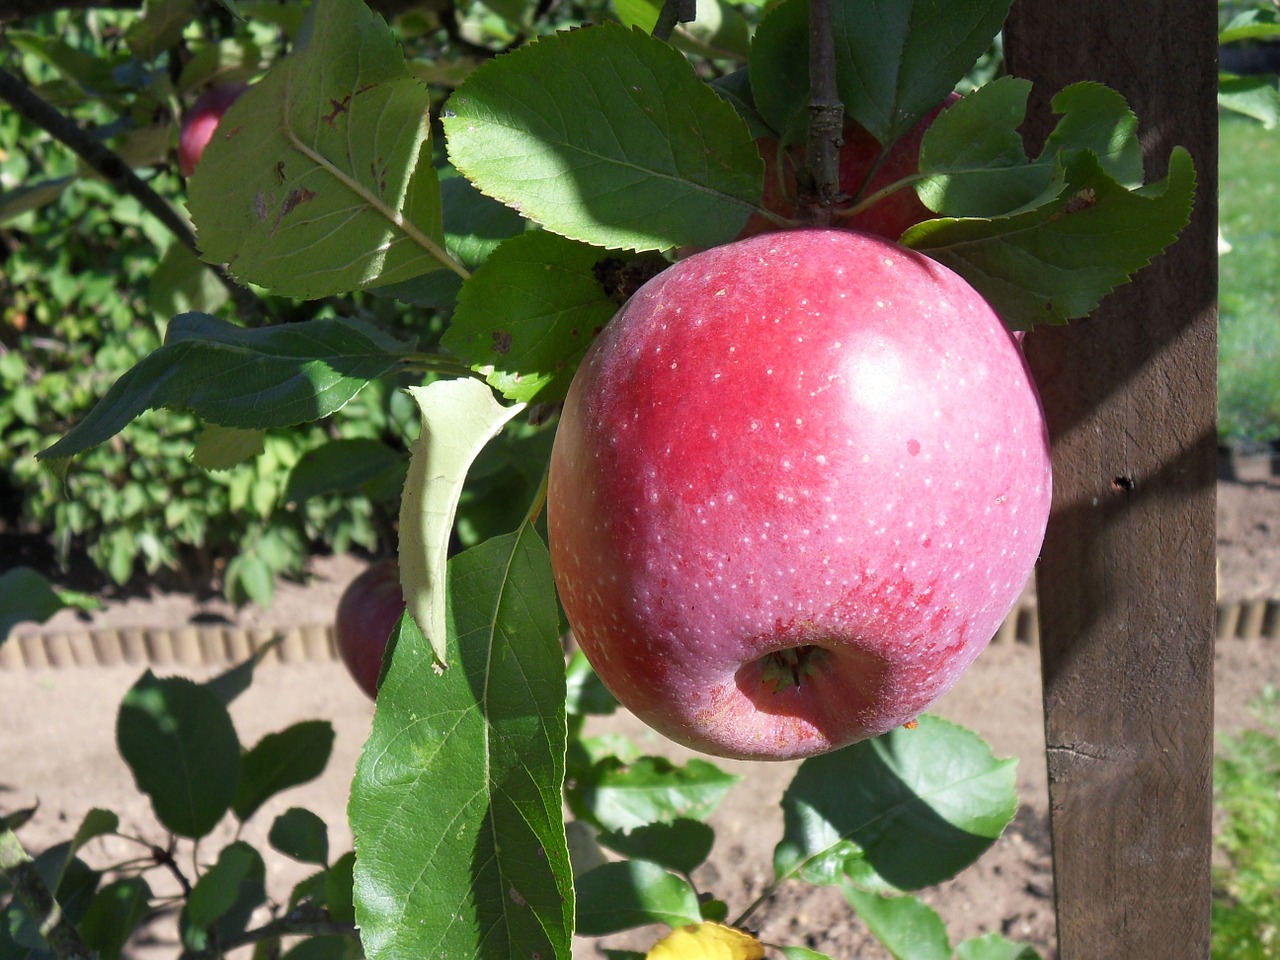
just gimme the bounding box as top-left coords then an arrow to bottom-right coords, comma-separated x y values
1003,4 -> 1218,957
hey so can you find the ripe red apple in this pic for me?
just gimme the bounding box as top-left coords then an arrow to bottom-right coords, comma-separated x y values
742,95 -> 960,241
178,83 -> 248,177
335,558 -> 405,699
548,229 -> 1051,760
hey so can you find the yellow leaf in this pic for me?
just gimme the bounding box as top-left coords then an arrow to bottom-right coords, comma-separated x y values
646,922 -> 765,960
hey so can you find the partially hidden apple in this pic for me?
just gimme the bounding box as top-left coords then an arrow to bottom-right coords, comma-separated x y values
742,94 -> 961,241
335,558 -> 405,699
548,229 -> 1051,760
178,83 -> 248,177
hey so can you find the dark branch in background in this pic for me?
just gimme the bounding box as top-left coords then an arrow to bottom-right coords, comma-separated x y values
186,903 -> 358,960
652,0 -> 697,42
0,68 -> 266,326
0,830 -> 93,960
800,0 -> 843,220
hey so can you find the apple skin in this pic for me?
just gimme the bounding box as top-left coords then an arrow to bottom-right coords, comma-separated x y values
178,83 -> 249,177
548,229 -> 1051,760
743,94 -> 961,241
335,558 -> 406,700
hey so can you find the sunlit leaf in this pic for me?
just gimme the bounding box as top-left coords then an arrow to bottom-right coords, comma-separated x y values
445,23 -> 761,251
350,526 -> 571,959
397,377 -> 525,665
774,715 -> 1016,892
189,0 -> 452,298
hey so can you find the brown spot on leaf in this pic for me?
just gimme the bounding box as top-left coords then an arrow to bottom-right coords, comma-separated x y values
253,191 -> 269,222
491,330 -> 513,355
322,96 -> 352,125
281,187 -> 317,217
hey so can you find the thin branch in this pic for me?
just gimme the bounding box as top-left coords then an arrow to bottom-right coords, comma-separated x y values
0,829 -> 94,960
185,903 -> 358,960
0,67 -> 266,325
799,0 -> 844,221
652,0 -> 697,42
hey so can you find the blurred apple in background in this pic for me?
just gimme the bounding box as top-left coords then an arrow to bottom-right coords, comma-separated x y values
335,558 -> 405,700
178,83 -> 248,177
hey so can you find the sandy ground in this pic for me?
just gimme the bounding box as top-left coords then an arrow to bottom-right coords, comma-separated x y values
2,478 -> 1278,958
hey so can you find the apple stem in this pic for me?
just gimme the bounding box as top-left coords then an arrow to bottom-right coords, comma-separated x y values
799,0 -> 844,221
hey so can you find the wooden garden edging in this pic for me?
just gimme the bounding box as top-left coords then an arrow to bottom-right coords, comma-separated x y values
1006,3 -> 1218,957
2,599 -> 1276,671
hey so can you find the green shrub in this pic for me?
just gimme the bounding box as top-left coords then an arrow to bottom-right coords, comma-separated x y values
1218,310 -> 1280,444
1212,686 -> 1280,958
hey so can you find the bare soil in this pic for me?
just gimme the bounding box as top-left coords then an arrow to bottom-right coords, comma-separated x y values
2,478 -> 1278,959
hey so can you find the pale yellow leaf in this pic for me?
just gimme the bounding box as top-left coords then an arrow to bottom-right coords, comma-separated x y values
646,922 -> 765,960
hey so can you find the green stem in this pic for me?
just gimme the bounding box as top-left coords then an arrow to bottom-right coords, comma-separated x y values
837,171 -> 928,222
524,459 -> 551,526
0,830 -> 94,960
403,353 -> 483,379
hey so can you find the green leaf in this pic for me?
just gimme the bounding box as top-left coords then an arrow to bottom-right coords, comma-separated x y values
397,377 -> 525,665
749,0 -> 1009,144
773,715 -> 1016,892
149,243 -> 230,321
444,23 -> 762,251
574,860 -> 702,936
204,638 -> 282,707
841,888 -> 950,960
326,851 -> 357,924
193,425 -> 266,470
905,146 -> 1197,329
68,809 -> 119,861
116,671 -> 241,838
566,649 -> 619,716
915,78 -> 1143,218
234,720 -> 335,821
40,313 -> 410,461
438,174 -> 529,269
126,0 -> 199,60
225,553 -> 276,608
596,819 -> 716,876
1219,74 -> 1280,128
955,932 -> 1043,960
1220,8 -> 1280,44
180,841 -> 266,952
281,935 -> 363,960
284,438 -> 404,503
189,0 -> 452,298
79,877 -> 152,960
780,948 -> 836,960
834,0 -> 1010,145
575,756 -> 740,832
0,567 -> 66,642
350,525 -> 571,960
269,808 -> 330,865
441,231 -> 620,402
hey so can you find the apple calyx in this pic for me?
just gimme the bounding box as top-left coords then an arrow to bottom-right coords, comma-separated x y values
756,645 -> 831,692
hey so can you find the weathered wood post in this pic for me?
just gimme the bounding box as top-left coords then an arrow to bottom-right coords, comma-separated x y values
1003,4 -> 1219,957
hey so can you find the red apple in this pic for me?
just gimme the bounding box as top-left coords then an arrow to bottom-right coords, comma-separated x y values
548,229 -> 1051,760
335,558 -> 405,699
178,83 -> 248,177
743,94 -> 961,241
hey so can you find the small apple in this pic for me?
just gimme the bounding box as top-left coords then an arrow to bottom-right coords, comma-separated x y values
742,94 -> 961,241
548,229 -> 1051,760
335,558 -> 405,699
178,83 -> 248,177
